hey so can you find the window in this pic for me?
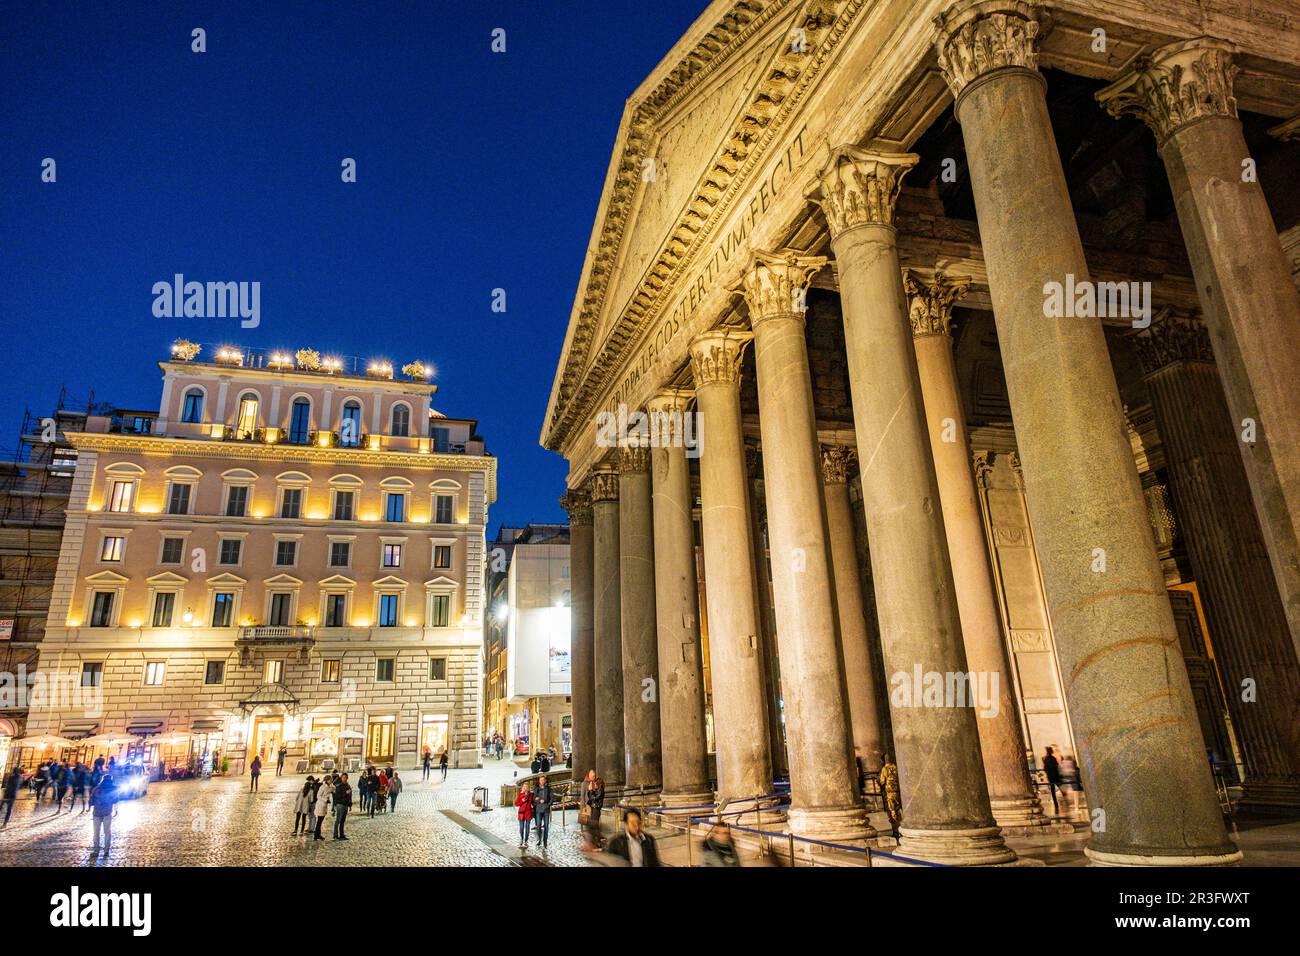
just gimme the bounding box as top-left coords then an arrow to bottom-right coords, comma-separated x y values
204,661 -> 225,685
181,389 -> 204,423
429,657 -> 446,681
235,395 -> 259,439
160,537 -> 184,564
268,593 -> 292,626
429,593 -> 450,627
280,487 -> 303,519
434,494 -> 454,524
108,480 -> 135,513
329,541 -> 351,567
378,594 -> 399,627
321,659 -> 341,683
562,564 -> 570,579
324,593 -> 347,627
144,661 -> 166,686
89,592 -> 115,627
431,426 -> 450,452
382,543 -> 402,568
289,398 -> 311,445
275,540 -> 297,567
333,490 -> 355,521
212,592 -> 235,627
391,404 -> 410,437
340,402 -> 362,447
225,485 -> 249,517
219,539 -> 242,566
264,659 -> 284,683
433,545 -> 452,570
81,662 -> 103,687
151,592 -> 176,627
385,493 -> 406,523
100,536 -> 124,562
375,658 -> 395,682
167,483 -> 192,515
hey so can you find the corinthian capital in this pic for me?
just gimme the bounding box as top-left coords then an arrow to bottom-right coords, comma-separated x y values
934,0 -> 1042,101
590,467 -> 620,504
559,488 -> 592,526
617,445 -> 651,474
1129,307 -> 1215,375
688,328 -> 753,387
904,269 -> 972,337
811,144 -> 918,236
738,250 -> 828,324
821,444 -> 857,485
1097,37 -> 1238,147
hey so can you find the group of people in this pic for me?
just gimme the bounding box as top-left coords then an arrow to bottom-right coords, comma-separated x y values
512,774 -> 557,849
1,755 -> 121,825
420,748 -> 449,781
356,766 -> 403,816
289,772 -> 355,840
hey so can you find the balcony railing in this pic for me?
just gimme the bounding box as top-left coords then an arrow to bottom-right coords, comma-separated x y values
239,625 -> 315,640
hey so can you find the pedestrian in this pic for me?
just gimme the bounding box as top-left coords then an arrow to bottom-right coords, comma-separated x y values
1,764 -> 23,827
357,767 -> 371,814
249,754 -> 262,792
700,822 -> 740,866
495,735 -> 503,761
514,781 -> 536,849
422,749 -> 432,781
54,760 -> 71,812
313,774 -> 331,840
276,744 -> 288,776
530,752 -> 541,775
72,761 -> 89,813
293,777 -> 315,834
388,769 -> 402,812
607,808 -> 659,867
332,772 -> 352,840
439,749 -> 449,780
89,771 -> 118,855
879,754 -> 902,839
585,773 -> 605,835
32,760 -> 49,803
533,774 -> 554,849
1042,746 -> 1063,815
371,769 -> 387,817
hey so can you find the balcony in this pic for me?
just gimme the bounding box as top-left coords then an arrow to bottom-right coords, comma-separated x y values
236,625 -> 315,665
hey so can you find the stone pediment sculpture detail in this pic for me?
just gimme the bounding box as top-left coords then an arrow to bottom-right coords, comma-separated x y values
546,0 -> 869,452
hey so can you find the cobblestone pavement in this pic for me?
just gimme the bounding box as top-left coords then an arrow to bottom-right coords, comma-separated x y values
0,759 -> 594,867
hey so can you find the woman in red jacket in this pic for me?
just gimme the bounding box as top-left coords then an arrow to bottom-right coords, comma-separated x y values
514,781 -> 536,849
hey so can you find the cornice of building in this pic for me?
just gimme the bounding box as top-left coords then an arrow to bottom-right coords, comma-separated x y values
159,360 -> 439,396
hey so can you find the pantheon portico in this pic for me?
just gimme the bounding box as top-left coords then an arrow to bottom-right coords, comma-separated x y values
542,0 -> 1300,866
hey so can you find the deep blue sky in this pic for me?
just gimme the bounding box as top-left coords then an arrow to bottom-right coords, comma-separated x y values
0,1 -> 705,529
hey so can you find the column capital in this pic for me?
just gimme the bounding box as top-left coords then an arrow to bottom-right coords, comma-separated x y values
617,445 -> 651,474
688,328 -> 753,387
933,0 -> 1042,102
811,144 -> 918,236
821,444 -> 858,485
1097,37 -> 1238,147
737,249 -> 827,324
904,269 -> 972,337
559,488 -> 593,526
590,466 -> 620,503
646,388 -> 694,415
972,450 -> 994,489
1130,307 -> 1215,375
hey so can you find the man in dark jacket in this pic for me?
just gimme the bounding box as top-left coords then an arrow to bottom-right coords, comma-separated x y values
2,765 -> 23,826
332,773 -> 353,840
1042,746 -> 1062,815
607,808 -> 659,867
533,775 -> 554,848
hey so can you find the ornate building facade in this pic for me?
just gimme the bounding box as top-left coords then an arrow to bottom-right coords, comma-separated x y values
26,343 -> 495,773
544,0 -> 1300,866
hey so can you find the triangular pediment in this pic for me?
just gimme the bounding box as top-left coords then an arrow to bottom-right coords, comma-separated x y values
145,571 -> 189,585
85,570 -> 130,584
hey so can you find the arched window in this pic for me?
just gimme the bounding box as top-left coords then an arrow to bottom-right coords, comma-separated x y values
289,398 -> 311,445
181,388 -> 205,424
391,404 -> 410,437
235,393 -> 259,439
340,401 -> 362,447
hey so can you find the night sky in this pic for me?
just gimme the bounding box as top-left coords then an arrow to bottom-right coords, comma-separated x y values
0,1 -> 706,529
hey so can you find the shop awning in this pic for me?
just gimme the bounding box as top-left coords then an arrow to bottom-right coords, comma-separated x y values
191,718 -> 224,732
60,722 -> 99,740
239,683 -> 301,715
125,720 -> 164,736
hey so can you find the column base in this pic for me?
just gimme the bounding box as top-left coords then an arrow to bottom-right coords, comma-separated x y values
620,788 -> 664,809
991,794 -> 1054,834
787,805 -> 877,846
657,790 -> 715,813
1238,779 -> 1300,817
896,825 -> 1017,866
1085,845 -> 1243,867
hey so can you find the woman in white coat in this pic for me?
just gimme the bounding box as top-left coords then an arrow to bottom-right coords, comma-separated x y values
293,776 -> 316,835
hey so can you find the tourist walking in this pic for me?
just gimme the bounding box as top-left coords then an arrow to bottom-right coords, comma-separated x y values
276,744 -> 288,776
607,808 -> 659,867
89,771 -> 118,855
583,772 -> 605,835
422,749 -> 432,781
53,760 -> 71,812
249,754 -> 262,792
700,822 -> 740,866
388,770 -> 402,812
371,769 -> 387,817
1,764 -> 23,827
533,774 -> 554,849
439,750 -> 449,780
32,760 -> 49,804
293,777 -> 315,834
879,754 -> 902,839
332,772 -> 352,840
1042,746 -> 1063,815
514,781 -> 535,849
313,774 -> 331,840
72,762 -> 89,813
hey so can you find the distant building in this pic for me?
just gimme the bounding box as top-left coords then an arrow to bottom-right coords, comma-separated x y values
23,341 -> 495,773
482,523 -> 570,758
